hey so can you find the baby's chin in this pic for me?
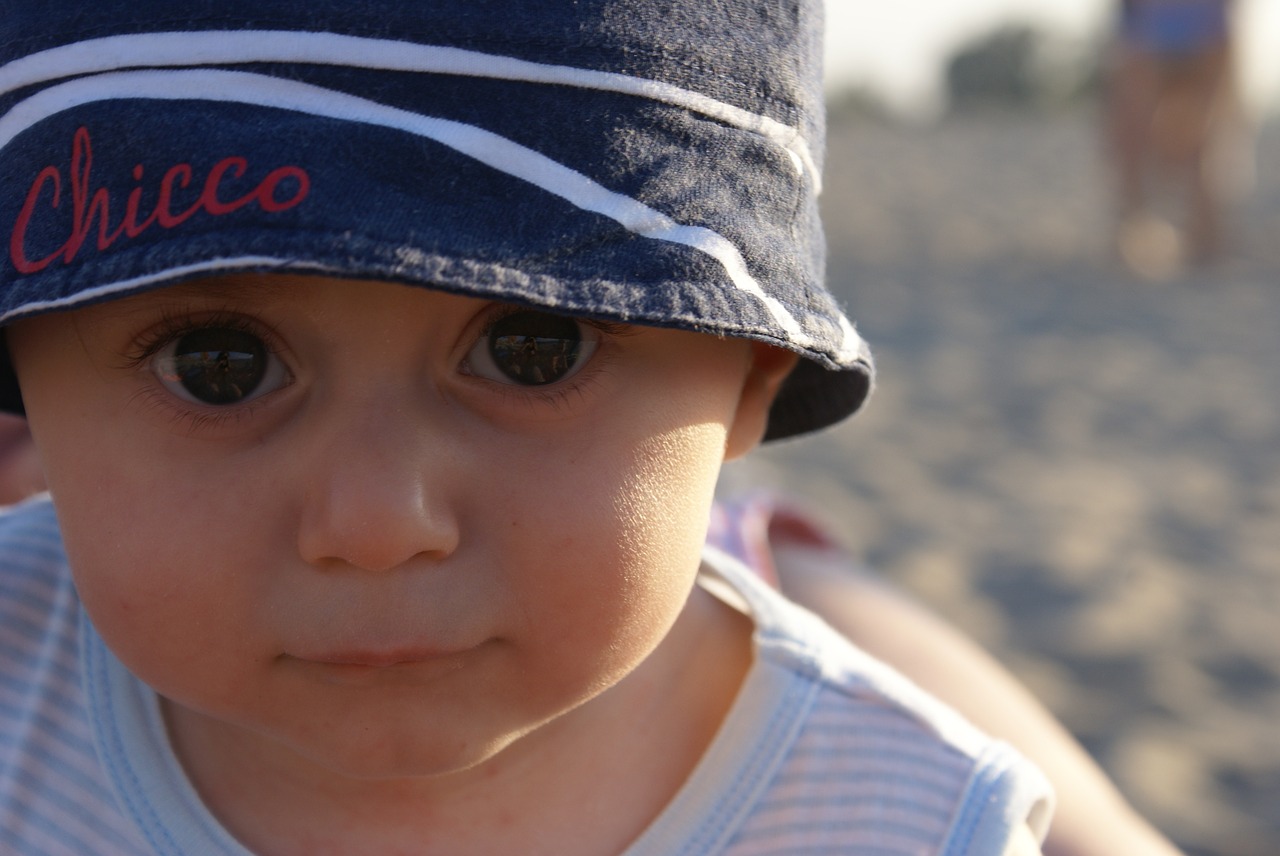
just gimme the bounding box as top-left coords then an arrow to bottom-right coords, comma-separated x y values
287,726 -> 530,783
168,692 -> 550,788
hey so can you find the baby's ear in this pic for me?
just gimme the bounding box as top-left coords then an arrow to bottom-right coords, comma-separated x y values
724,343 -> 800,461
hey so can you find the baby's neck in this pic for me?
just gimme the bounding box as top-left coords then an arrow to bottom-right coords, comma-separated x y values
164,585 -> 754,856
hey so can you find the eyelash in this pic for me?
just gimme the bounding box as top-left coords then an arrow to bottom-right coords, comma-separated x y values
121,309 -> 287,432
475,304 -> 631,341
467,306 -> 630,409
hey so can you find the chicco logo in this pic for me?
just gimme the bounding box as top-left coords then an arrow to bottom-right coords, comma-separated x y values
9,126 -> 311,274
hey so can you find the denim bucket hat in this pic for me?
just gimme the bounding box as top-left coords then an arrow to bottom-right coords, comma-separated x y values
0,0 -> 873,439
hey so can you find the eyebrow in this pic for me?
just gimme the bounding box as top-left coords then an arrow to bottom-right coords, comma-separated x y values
145,273 -> 298,304
96,273 -> 304,318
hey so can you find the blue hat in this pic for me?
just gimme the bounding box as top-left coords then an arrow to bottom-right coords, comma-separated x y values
0,0 -> 872,439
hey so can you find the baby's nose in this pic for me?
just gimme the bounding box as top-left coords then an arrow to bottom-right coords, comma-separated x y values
295,407 -> 461,573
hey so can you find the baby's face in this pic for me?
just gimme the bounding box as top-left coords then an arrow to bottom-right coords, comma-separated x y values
7,273 -> 782,780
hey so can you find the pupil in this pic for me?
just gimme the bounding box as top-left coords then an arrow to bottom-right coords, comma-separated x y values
488,312 -> 582,385
171,328 -> 267,404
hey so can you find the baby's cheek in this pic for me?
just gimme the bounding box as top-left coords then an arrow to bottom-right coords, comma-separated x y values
59,488 -> 250,692
612,422 -> 728,587
70,556 -> 194,689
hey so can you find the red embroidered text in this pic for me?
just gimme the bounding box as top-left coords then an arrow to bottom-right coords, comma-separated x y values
9,126 -> 311,274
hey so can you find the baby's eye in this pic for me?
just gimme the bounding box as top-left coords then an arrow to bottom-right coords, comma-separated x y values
152,326 -> 289,406
467,310 -> 599,386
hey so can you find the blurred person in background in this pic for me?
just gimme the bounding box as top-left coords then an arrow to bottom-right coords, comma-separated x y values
1104,0 -> 1244,278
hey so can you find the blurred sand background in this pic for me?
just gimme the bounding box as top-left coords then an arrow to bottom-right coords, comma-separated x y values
721,32 -> 1280,856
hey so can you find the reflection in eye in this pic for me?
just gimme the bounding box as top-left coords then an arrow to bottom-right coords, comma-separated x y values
153,327 -> 286,405
474,311 -> 596,386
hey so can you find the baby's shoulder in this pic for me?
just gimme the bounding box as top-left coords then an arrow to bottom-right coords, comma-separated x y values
702,552 -> 1053,854
739,624 -> 1054,855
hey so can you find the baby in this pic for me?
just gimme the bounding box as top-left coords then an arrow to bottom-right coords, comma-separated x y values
0,2 -> 1050,854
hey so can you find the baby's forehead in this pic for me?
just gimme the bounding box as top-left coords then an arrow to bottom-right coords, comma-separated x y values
26,276 -> 312,333
103,276 -> 290,310
71,273 -> 561,330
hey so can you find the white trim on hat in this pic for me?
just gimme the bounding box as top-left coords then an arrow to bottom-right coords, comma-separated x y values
0,67 -> 834,351
0,258 -> 336,324
0,30 -> 820,193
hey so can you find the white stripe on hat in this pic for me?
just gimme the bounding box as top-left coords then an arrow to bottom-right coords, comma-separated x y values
0,67 -> 821,349
0,30 -> 820,193
0,258 -> 338,324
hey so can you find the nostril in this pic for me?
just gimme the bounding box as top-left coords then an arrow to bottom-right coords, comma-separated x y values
296,474 -> 460,573
298,508 -> 460,572
292,405 -> 463,572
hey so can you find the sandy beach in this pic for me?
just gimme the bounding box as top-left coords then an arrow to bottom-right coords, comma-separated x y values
721,107 -> 1280,856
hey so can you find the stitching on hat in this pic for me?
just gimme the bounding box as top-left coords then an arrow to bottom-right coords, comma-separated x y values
0,30 -> 820,194
0,217 -> 868,374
